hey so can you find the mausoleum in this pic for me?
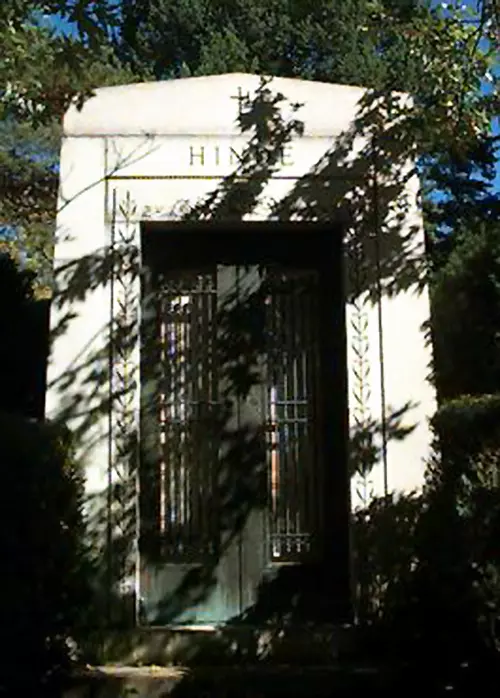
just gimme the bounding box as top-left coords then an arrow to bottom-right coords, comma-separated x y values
46,73 -> 435,647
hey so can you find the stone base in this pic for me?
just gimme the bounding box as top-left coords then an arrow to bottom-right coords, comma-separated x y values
82,624 -> 355,667
64,663 -> 392,698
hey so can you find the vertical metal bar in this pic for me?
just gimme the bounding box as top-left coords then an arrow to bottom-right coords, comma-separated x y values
181,292 -> 188,533
308,272 -> 320,545
190,277 -> 200,544
199,274 -> 209,550
276,277 -> 285,557
235,265 -> 244,612
208,270 -> 218,553
289,274 -> 300,554
183,290 -> 191,539
159,291 -> 167,534
269,278 -> 279,559
174,296 -> 182,540
275,275 -> 284,558
166,285 -> 175,546
168,288 -> 176,547
135,219 -> 141,624
178,296 -> 184,531
295,275 -> 306,546
285,274 -> 294,554
189,279 -> 196,545
281,274 -> 288,556
263,273 -> 272,557
300,274 -> 308,533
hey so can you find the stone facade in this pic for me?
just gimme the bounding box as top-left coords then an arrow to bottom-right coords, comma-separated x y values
47,73 -> 436,626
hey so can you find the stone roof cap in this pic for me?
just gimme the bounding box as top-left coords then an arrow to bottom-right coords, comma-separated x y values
63,73 -> 377,138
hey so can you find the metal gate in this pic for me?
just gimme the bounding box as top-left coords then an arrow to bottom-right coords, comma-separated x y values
139,255 -> 325,624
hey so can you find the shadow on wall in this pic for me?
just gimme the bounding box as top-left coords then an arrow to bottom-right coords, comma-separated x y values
47,77 -> 425,643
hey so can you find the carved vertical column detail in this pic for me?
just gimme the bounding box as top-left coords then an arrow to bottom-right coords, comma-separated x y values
108,189 -> 139,623
347,226 -> 375,508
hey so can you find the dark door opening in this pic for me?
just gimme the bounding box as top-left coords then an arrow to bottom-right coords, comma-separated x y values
138,223 -> 347,625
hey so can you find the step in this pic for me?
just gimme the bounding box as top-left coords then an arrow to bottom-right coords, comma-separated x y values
82,624 -> 355,666
64,663 -> 394,698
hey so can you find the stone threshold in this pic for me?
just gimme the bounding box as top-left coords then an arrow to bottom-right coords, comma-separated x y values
84,624 -> 355,667
64,662 -> 391,698
84,663 -> 381,676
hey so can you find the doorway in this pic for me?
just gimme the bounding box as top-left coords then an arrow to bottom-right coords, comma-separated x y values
138,223 -> 346,625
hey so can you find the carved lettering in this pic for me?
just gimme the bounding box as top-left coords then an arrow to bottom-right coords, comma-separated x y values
280,143 -> 294,167
229,147 -> 243,166
189,145 -> 205,166
187,144 -> 294,167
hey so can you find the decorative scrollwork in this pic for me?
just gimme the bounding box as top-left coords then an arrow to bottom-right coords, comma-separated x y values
347,226 -> 375,507
108,189 -> 139,622
142,198 -> 192,220
142,197 -> 208,221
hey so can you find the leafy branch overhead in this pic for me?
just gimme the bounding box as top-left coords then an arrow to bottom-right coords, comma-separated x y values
0,2 -> 141,284
0,0 -> 498,286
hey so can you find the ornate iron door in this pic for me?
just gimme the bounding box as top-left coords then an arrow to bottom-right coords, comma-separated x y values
139,238 -> 327,625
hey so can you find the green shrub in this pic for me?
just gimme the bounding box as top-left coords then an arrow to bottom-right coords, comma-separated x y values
430,393 -> 500,475
431,223 -> 500,402
0,412 -> 92,696
354,418 -> 500,689
352,491 -> 423,629
0,253 -> 49,419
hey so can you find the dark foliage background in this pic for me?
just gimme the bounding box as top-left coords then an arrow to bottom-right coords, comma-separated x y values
0,257 -> 91,696
0,0 -> 499,693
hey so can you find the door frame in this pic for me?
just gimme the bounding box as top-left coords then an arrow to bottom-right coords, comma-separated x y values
137,221 -> 351,626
